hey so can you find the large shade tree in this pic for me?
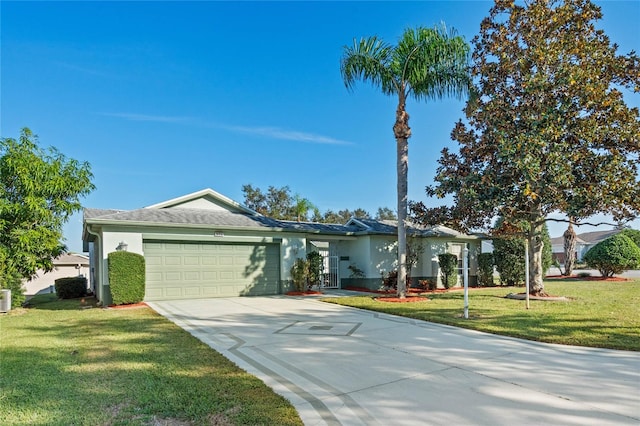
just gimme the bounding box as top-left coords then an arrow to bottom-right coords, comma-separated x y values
0,128 -> 95,281
412,0 -> 640,295
340,24 -> 470,297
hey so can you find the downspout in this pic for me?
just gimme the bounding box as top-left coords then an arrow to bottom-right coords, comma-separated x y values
85,225 -> 106,305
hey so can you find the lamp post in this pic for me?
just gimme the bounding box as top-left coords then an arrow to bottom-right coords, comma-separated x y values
463,246 -> 469,319
525,243 -> 530,310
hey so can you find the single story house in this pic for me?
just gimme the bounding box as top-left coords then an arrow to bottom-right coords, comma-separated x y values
551,229 -> 619,263
24,253 -> 90,297
83,188 -> 482,305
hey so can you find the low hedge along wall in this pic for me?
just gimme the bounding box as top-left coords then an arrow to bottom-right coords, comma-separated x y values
108,251 -> 146,305
55,276 -> 88,299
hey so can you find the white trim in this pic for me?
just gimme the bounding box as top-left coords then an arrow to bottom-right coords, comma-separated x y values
144,188 -> 258,215
345,217 -> 371,229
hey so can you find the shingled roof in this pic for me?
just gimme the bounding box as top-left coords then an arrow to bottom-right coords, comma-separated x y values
83,207 -> 476,238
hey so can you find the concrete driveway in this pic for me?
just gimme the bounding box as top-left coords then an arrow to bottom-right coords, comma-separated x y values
148,295 -> 639,425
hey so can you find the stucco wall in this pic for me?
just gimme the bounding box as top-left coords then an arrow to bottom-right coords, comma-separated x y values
24,265 -> 89,296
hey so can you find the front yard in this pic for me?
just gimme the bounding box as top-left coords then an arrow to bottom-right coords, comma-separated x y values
324,279 -> 640,351
0,294 -> 302,426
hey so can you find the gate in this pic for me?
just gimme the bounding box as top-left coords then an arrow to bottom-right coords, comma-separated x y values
317,245 -> 340,289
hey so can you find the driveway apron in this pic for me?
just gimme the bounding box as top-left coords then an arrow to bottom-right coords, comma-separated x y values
148,296 -> 640,426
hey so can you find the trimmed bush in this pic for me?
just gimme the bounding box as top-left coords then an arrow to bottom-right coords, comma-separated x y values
306,251 -> 324,289
583,234 -> 640,277
290,258 -> 308,292
494,236 -> 525,286
620,229 -> 640,249
108,251 -> 145,305
438,253 -> 458,289
477,253 -> 494,287
55,276 -> 87,299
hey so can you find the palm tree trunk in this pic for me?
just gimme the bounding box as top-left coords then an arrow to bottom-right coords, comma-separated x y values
563,220 -> 576,276
527,221 -> 546,296
394,93 -> 411,298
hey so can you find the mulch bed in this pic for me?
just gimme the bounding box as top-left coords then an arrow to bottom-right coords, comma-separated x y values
546,275 -> 628,282
107,302 -> 148,309
286,290 -> 324,296
505,292 -> 569,301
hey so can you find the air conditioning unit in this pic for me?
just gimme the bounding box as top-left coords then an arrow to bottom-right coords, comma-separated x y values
0,289 -> 11,313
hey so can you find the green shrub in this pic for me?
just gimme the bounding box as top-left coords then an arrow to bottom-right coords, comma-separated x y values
577,272 -> 591,278
583,234 -> 640,277
306,251 -> 324,289
54,276 -> 87,299
1,270 -> 25,308
108,251 -> 145,305
493,235 -> 525,286
290,258 -> 308,292
620,229 -> 640,249
477,253 -> 494,287
438,253 -> 458,289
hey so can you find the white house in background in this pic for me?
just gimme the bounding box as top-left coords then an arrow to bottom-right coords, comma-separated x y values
82,188 -> 483,305
551,229 -> 620,263
24,253 -> 90,297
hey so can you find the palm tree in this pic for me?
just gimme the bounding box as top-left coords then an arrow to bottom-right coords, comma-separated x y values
340,24 -> 470,298
292,195 -> 319,222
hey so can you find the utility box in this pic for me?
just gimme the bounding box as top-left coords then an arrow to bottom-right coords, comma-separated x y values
0,289 -> 11,312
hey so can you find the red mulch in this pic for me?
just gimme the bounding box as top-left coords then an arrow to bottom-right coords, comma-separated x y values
286,290 -> 324,296
344,286 -> 426,294
546,275 -> 628,282
108,302 -> 148,309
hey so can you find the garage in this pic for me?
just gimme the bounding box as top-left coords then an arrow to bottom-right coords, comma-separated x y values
143,241 -> 280,301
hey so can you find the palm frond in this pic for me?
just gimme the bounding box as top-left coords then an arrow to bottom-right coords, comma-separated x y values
340,36 -> 398,95
395,23 -> 471,101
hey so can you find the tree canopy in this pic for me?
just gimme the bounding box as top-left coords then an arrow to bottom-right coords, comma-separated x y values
0,128 -> 95,281
413,0 -> 640,295
241,184 -> 392,223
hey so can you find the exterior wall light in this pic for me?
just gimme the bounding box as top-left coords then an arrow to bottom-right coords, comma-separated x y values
116,241 -> 128,251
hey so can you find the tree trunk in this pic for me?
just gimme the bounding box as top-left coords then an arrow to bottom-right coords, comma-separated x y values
563,221 -> 576,276
394,92 -> 411,298
527,221 -> 546,296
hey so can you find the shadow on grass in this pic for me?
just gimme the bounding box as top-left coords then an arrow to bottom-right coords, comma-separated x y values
2,306 -> 302,425
23,294 -> 100,311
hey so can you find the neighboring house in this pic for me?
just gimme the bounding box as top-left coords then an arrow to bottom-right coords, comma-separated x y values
551,229 -> 620,263
82,188 -> 483,305
24,253 -> 90,297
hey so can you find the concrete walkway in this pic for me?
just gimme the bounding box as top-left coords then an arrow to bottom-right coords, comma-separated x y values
148,295 -> 640,425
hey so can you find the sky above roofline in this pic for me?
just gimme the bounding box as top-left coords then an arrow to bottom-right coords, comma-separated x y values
2,1 -> 638,252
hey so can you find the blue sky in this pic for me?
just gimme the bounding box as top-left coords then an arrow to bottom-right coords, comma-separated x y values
2,0 -> 639,253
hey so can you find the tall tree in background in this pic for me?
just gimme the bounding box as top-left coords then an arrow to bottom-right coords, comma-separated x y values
0,128 -> 95,281
242,184 -> 383,223
413,0 -> 640,295
375,207 -> 397,221
292,195 -> 319,222
340,24 -> 470,297
242,184 -> 296,220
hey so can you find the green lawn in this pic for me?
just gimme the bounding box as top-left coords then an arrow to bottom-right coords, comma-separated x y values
0,294 -> 303,426
323,279 -> 640,351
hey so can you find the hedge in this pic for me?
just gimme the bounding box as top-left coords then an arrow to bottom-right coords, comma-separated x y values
477,253 -> 494,287
438,253 -> 458,289
55,276 -> 88,299
108,251 -> 146,305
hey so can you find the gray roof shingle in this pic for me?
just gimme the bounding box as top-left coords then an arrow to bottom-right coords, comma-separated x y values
84,207 -> 475,238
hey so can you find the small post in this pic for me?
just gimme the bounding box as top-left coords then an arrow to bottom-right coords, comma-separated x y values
525,242 -> 530,310
463,246 -> 469,319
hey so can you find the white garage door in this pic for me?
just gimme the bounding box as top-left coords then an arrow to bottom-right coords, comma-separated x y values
143,241 -> 280,301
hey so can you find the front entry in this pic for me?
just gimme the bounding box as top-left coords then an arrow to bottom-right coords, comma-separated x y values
316,245 -> 339,289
